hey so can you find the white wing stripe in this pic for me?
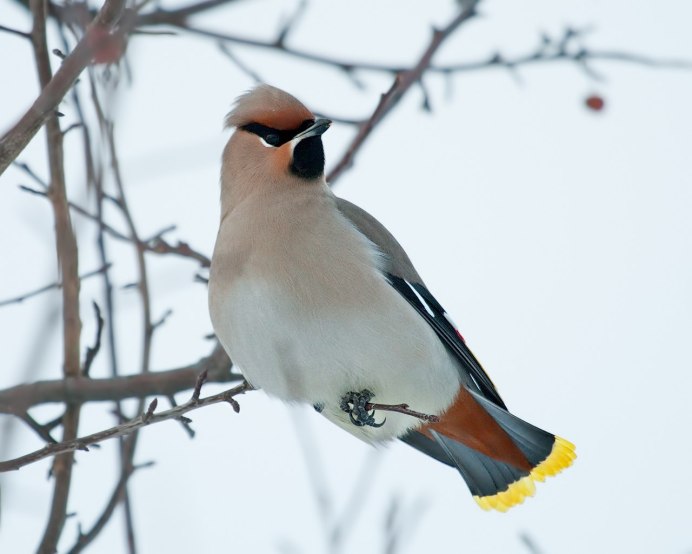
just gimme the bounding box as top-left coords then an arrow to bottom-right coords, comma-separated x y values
405,280 -> 435,317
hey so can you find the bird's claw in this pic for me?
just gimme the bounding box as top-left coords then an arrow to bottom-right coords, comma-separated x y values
340,390 -> 386,428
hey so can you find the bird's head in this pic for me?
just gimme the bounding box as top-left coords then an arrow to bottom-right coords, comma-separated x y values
221,85 -> 331,206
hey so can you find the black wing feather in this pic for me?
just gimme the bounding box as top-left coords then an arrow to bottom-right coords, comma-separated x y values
385,273 -> 507,410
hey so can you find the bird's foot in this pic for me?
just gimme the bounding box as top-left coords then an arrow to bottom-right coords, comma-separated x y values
339,390 -> 386,428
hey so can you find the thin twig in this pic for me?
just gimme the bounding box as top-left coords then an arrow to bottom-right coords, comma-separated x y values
438,43 -> 692,74
135,0 -> 241,26
18,184 -> 212,267
82,302 -> 105,377
64,48 -> 142,551
101,112 -> 158,552
330,449 -> 382,548
166,394 -> 196,437
191,369 -> 208,401
0,381 -> 254,472
274,0 -> 307,48
14,160 -> 48,186
67,457 -> 152,554
15,411 -> 58,444
139,4 -> 692,84
152,308 -> 173,331
146,236 -> 211,268
383,495 -> 428,554
0,265 -> 110,308
519,532 -> 546,554
0,24 -> 31,39
328,0 -> 480,185
290,409 -> 333,545
217,42 -> 263,83
0,0 -> 128,176
19,184 -> 129,240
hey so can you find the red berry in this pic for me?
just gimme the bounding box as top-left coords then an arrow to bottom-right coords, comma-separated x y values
585,94 -> 605,111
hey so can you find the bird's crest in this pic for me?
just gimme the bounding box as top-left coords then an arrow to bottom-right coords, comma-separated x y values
225,84 -> 314,131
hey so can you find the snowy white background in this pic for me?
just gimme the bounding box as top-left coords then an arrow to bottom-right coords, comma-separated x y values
1,0 -> 691,552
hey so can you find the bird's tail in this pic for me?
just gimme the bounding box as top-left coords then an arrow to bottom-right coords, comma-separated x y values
411,387 -> 576,512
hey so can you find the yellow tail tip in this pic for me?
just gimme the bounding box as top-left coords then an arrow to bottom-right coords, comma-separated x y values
474,436 -> 576,512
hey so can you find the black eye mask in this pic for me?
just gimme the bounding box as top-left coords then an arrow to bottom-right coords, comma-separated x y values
241,119 -> 315,147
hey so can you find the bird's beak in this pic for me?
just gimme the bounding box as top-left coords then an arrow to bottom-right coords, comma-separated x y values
293,118 -> 332,141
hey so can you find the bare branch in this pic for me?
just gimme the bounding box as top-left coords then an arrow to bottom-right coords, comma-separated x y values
217,42 -> 263,83
330,449 -> 382,547
135,0 -> 242,26
519,532 -> 546,554
151,308 -> 173,330
82,302 -> 105,377
436,35 -> 692,75
192,369 -> 209,402
16,411 -> 58,444
66,457 -> 151,554
0,380 -> 254,472
0,343 -> 234,414
28,0 -> 84,547
76,66 -> 141,550
274,0 -> 307,48
18,184 -> 211,267
14,160 -> 48,186
0,0 -> 128,176
138,4 -> 692,91
91,110 -> 169,549
0,265 -> 110,308
328,1 -> 480,184
165,394 -> 196,438
0,24 -> 31,39
146,236 -> 211,268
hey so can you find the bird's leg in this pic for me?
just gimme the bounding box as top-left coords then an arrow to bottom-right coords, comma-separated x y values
339,389 -> 386,428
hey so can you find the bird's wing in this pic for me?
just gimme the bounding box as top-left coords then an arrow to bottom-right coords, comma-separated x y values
335,198 -> 424,284
384,273 -> 507,409
336,197 -> 506,409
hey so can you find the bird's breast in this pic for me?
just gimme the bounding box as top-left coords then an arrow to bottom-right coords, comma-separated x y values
209,191 -> 460,441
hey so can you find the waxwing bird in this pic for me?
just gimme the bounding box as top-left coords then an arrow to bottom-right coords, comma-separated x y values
208,84 -> 575,512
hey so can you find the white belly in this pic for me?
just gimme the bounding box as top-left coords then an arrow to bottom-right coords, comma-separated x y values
209,192 -> 460,442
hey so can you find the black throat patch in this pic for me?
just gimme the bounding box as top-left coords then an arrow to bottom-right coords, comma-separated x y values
290,136 -> 325,180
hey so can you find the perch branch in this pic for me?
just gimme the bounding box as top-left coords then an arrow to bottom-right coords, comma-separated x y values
0,378 -> 253,472
366,402 -> 440,423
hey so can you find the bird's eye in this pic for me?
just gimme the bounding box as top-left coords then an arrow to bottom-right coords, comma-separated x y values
264,133 -> 281,146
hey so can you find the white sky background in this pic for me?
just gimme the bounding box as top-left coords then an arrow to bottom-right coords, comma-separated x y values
1,0 -> 691,552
